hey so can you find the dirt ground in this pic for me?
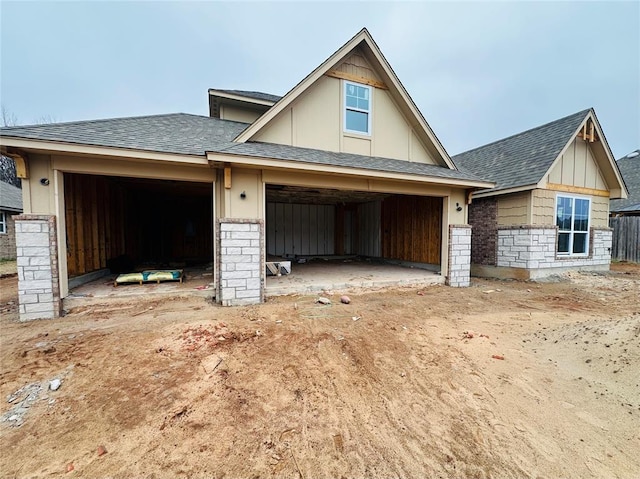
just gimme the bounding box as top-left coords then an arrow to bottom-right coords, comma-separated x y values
1,263 -> 639,478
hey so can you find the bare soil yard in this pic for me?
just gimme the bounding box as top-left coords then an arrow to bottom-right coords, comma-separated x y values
1,263 -> 639,478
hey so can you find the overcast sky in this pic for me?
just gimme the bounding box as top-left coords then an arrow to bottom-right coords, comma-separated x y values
1,1 -> 638,159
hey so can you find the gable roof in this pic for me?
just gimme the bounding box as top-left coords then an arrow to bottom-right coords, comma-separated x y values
233,28 -> 457,170
453,109 -> 591,194
611,150 -> 640,213
0,181 -> 23,212
0,113 -> 491,187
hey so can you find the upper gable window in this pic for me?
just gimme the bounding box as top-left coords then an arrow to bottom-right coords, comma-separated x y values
344,81 -> 371,135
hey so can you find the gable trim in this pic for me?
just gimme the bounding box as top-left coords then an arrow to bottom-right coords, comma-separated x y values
536,110 -> 627,198
546,182 -> 609,197
234,28 -> 456,170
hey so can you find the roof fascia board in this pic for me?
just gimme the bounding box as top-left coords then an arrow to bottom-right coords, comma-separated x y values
0,137 -> 209,166
472,184 -> 537,199
208,89 -> 276,107
233,29 -> 457,170
206,151 -> 493,189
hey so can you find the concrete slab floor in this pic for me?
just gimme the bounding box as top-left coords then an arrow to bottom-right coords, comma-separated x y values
63,267 -> 215,310
62,260 -> 443,309
265,259 -> 444,296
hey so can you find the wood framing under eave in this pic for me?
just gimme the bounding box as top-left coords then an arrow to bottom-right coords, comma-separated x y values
0,149 -> 29,178
233,28 -> 457,171
535,109 -> 628,198
206,151 -> 493,189
0,137 -> 210,166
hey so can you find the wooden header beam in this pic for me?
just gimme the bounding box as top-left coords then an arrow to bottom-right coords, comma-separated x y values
325,70 -> 388,90
546,182 -> 609,197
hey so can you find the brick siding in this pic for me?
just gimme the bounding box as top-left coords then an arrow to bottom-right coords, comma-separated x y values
468,197 -> 497,266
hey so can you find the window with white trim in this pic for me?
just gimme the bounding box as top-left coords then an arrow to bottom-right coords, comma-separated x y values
0,211 -> 6,234
556,195 -> 590,256
344,81 -> 371,135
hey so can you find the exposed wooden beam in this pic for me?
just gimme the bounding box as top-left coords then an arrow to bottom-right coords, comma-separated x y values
546,182 -> 609,197
224,165 -> 232,189
325,70 -> 388,90
3,151 -> 29,178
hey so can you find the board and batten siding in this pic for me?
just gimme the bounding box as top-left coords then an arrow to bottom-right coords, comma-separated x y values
547,138 -> 608,190
252,55 -> 436,164
497,192 -> 530,226
532,189 -> 609,227
266,203 -> 335,257
357,200 -> 382,257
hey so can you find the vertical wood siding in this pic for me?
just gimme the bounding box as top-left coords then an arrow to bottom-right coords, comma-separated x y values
266,203 -> 335,257
65,174 -> 126,277
357,200 -> 382,257
381,196 -> 442,264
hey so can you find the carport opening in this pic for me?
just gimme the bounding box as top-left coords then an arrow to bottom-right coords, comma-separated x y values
265,184 -> 443,293
64,173 -> 213,287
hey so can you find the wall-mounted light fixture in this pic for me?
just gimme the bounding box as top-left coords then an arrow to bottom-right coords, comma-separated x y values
455,202 -> 462,212
240,191 -> 246,199
40,178 -> 50,186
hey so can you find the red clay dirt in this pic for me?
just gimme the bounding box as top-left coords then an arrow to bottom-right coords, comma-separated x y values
0,263 -> 639,478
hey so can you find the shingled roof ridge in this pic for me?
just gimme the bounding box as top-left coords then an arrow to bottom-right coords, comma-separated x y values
455,108 -> 592,157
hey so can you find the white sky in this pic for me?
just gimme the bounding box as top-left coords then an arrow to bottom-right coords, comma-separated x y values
1,1 -> 638,158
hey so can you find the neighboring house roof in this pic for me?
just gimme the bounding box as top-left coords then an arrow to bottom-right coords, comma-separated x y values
453,109 -> 591,194
0,113 -> 489,185
0,181 -> 23,212
610,150 -> 640,213
210,90 -> 282,104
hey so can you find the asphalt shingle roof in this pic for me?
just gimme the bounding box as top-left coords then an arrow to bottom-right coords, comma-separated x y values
0,113 -> 248,156
0,113 -> 487,184
453,109 -> 591,194
0,181 -> 23,212
610,150 -> 640,213
213,90 -> 282,103
213,141 -> 484,182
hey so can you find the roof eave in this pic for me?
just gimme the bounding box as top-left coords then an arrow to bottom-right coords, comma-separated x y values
208,89 -> 276,107
206,150 -> 493,189
0,136 -> 209,165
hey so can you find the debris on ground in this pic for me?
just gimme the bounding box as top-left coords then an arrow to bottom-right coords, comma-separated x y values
49,379 -> 62,391
97,445 -> 108,456
317,297 -> 331,305
340,295 -> 351,304
492,355 -> 505,360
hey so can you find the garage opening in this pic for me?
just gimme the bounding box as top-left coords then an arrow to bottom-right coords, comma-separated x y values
64,173 -> 213,288
265,184 -> 443,293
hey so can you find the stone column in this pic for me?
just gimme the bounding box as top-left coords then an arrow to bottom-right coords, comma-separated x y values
217,219 -> 264,306
15,215 -> 60,321
446,225 -> 471,287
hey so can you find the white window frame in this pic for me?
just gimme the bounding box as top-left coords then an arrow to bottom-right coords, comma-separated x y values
0,211 -> 6,234
555,194 -> 591,257
343,80 -> 372,136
